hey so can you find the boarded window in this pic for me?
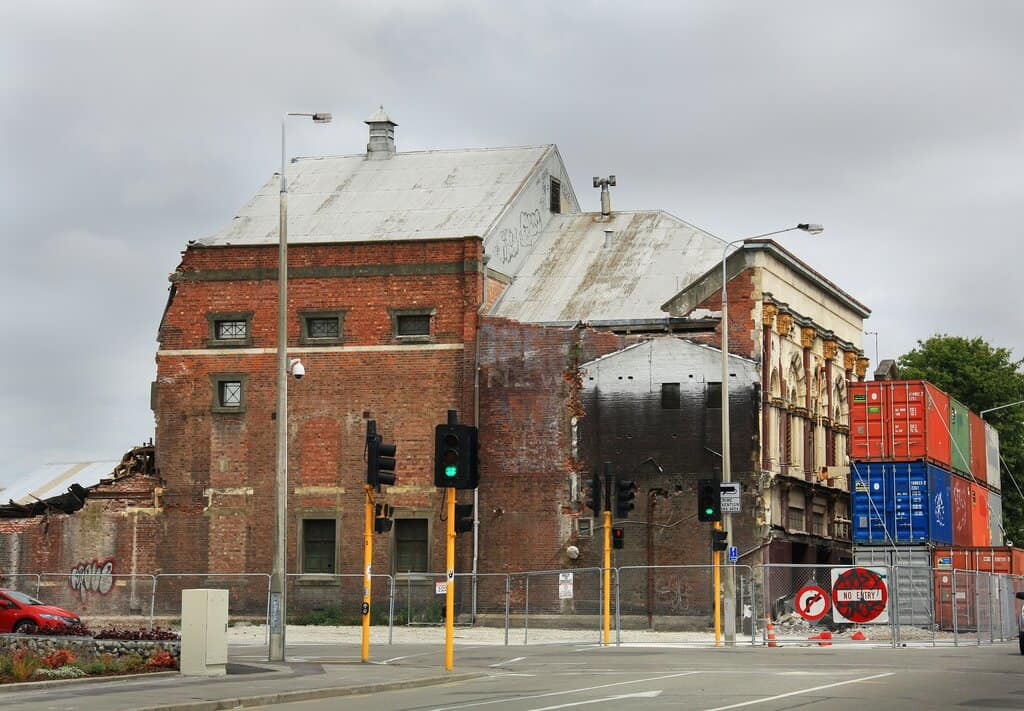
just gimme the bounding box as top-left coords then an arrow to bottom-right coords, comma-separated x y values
395,519 -> 428,572
706,382 -> 722,409
661,383 -> 681,409
302,519 -> 336,574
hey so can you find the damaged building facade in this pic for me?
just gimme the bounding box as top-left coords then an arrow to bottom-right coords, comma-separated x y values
1,110 -> 870,623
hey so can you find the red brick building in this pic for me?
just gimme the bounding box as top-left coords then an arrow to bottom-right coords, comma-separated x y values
2,110 -> 870,625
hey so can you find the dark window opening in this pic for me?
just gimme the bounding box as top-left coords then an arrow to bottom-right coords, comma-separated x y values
302,519 -> 336,574
549,177 -> 561,213
397,314 -> 430,337
661,382 -> 681,409
395,519 -> 428,573
706,382 -> 722,409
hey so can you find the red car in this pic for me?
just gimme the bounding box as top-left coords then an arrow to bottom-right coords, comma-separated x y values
0,589 -> 82,634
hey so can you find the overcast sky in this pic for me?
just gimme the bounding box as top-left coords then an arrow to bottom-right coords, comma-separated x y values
2,1 -> 1022,486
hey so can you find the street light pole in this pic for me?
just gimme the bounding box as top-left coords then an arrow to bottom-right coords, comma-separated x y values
980,400 -> 1024,419
719,222 -> 822,645
270,111 -> 332,663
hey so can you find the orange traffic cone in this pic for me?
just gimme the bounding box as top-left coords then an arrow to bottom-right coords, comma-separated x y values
818,630 -> 832,647
851,629 -> 867,641
766,619 -> 778,647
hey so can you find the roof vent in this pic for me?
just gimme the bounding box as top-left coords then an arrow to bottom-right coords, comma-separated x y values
365,106 -> 397,160
593,175 -> 616,216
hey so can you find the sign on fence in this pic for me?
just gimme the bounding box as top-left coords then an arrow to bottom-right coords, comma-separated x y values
831,566 -> 889,624
795,584 -> 831,622
558,573 -> 574,600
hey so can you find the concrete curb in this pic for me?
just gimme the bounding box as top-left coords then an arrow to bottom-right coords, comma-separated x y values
0,669 -> 178,689
132,672 -> 484,711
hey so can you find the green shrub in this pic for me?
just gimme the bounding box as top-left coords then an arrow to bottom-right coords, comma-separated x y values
117,652 -> 146,674
291,605 -> 348,626
85,661 -> 106,675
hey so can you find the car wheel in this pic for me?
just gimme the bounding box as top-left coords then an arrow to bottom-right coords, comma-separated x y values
13,620 -> 38,634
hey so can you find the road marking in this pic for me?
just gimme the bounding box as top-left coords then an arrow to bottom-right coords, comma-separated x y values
529,690 -> 662,710
701,672 -> 895,711
428,672 -> 697,710
489,657 -> 526,667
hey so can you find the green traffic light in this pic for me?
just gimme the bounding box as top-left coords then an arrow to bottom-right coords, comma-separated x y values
704,507 -> 714,515
445,465 -> 458,477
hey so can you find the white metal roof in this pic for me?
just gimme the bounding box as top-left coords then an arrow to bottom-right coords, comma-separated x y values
490,211 -> 726,323
1,461 -> 120,507
197,145 -> 553,246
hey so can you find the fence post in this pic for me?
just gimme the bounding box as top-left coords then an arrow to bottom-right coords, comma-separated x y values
614,567 -> 620,647
952,568 -> 960,647
388,574 -> 395,645
504,574 -> 510,647
524,574 -> 530,646
149,575 -> 157,628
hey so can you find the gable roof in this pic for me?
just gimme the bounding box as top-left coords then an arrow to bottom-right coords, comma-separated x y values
489,210 -> 726,323
196,145 -> 554,247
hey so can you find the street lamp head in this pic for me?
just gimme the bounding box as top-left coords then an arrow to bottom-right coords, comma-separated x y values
797,223 -> 824,235
312,112 -> 333,123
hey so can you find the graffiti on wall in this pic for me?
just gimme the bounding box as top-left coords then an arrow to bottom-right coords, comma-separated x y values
493,208 -> 543,266
69,559 -> 115,600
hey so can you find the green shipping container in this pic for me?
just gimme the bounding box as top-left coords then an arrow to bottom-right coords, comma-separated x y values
949,397 -> 971,475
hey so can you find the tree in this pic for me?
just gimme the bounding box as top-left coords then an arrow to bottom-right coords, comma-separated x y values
897,335 -> 1024,544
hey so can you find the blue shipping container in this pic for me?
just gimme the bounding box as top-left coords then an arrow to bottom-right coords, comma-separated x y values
851,461 -> 953,545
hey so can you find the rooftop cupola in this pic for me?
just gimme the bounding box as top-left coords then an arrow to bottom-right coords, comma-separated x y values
365,106 -> 398,160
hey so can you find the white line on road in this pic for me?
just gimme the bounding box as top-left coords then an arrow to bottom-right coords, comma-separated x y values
489,657 -> 526,667
701,672 -> 895,711
429,671 -> 698,711
529,690 -> 663,710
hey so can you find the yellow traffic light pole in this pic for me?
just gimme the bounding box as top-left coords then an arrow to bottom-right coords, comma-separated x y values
362,484 -> 374,662
445,488 -> 455,670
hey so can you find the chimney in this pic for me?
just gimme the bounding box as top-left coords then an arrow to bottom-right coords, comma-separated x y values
592,175 -> 616,216
365,106 -> 397,160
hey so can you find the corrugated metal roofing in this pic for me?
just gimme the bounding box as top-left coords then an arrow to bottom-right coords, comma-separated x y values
490,211 -> 726,323
1,461 -> 120,507
197,145 -> 553,246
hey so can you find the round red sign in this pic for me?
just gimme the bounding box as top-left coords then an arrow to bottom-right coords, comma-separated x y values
794,584 -> 831,622
831,567 -> 888,623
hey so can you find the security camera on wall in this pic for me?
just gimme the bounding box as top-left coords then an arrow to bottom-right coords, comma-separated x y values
289,358 -> 305,380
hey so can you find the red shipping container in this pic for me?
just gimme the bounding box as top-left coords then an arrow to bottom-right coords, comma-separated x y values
951,475 -> 973,547
969,481 -> 990,546
849,380 -> 951,469
968,411 -> 987,484
932,546 -> 1023,574
932,546 -> 1024,631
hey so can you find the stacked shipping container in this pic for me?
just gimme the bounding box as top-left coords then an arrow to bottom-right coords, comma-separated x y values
849,380 -> 1002,547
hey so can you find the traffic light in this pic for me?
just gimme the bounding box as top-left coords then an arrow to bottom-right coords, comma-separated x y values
697,479 -> 721,522
374,503 -> 394,534
454,503 -> 474,534
434,423 -> 479,489
584,468 -> 602,514
711,529 -> 728,552
612,526 -> 625,549
615,479 -> 636,518
366,423 -> 397,491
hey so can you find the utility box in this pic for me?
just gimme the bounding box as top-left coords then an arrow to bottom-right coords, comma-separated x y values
180,588 -> 228,676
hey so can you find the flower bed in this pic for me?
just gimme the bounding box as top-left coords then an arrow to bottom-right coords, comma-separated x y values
0,628 -> 179,684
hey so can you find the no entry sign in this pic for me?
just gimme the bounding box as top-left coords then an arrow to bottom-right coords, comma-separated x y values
794,584 -> 831,622
830,566 -> 889,624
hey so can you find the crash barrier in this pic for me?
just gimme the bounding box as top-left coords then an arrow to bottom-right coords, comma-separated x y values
6,565 -> 1022,648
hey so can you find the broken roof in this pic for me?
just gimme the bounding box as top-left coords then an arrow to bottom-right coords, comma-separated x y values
196,145 -> 554,246
1,461 -> 118,509
489,211 -> 726,323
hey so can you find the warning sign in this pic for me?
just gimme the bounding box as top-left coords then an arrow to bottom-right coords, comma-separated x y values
794,585 -> 831,622
559,572 -> 574,600
830,567 -> 889,624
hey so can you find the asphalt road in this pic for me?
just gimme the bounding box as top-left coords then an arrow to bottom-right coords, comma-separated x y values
252,642 -> 1024,711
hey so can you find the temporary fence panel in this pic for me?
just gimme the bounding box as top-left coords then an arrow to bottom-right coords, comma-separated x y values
153,573 -> 270,622
0,574 -> 41,598
615,565 -> 755,645
37,573 -> 156,624
520,568 -> 604,645
285,573 -> 393,629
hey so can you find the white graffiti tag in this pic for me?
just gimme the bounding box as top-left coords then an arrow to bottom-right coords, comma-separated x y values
69,559 -> 114,600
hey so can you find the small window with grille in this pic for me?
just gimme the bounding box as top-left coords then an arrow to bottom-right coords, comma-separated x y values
300,310 -> 346,345
211,373 -> 247,413
207,312 -> 253,347
390,307 -> 436,342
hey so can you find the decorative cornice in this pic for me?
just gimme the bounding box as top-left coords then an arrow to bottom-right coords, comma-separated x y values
800,326 -> 816,349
